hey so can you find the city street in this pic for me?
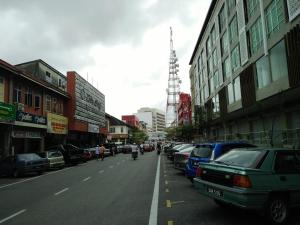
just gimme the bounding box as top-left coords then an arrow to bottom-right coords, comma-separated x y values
0,152 -> 299,225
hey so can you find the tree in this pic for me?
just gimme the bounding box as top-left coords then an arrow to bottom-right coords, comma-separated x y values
131,127 -> 148,144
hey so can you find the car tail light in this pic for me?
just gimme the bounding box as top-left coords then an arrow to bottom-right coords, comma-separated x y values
233,175 -> 252,188
196,167 -> 203,177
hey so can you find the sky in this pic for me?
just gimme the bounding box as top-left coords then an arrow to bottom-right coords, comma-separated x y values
0,0 -> 211,120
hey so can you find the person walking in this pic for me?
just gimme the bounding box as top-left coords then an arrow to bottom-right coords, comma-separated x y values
100,144 -> 105,161
95,145 -> 100,160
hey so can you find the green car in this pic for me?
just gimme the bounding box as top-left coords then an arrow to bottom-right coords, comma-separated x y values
193,148 -> 300,225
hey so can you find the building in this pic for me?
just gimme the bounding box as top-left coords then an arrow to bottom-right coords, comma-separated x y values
189,0 -> 300,147
16,59 -> 69,148
66,71 -> 105,147
121,115 -> 140,128
135,107 -> 166,140
178,93 -> 192,125
106,113 -> 132,144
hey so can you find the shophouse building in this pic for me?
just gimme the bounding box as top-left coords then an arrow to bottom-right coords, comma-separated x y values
189,0 -> 300,147
106,113 -> 132,144
16,60 -> 69,148
177,93 -> 192,125
66,71 -> 105,147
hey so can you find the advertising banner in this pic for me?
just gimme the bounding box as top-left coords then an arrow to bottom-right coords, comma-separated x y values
0,102 -> 16,122
287,0 -> 300,21
16,111 -> 47,125
47,112 -> 68,134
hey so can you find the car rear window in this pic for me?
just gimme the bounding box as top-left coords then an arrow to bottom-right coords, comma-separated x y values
215,149 -> 267,168
17,153 -> 41,161
191,146 -> 213,158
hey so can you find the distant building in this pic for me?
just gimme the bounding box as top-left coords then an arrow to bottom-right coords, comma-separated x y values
178,93 -> 192,125
106,113 -> 132,144
121,115 -> 140,128
189,0 -> 300,147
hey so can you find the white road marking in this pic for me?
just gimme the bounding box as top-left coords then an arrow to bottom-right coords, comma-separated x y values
109,165 -> 114,169
122,160 -> 125,162
0,209 -> 26,224
83,177 -> 91,182
148,155 -> 161,225
99,170 -> 104,174
0,167 -> 72,190
54,188 -> 69,196
117,162 -> 120,165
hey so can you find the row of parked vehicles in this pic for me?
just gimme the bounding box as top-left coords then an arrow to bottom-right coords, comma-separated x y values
164,141 -> 300,225
0,143 -> 122,178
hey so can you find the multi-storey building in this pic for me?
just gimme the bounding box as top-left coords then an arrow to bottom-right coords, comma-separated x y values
177,93 -> 192,125
189,0 -> 300,147
106,113 -> 132,144
121,115 -> 140,128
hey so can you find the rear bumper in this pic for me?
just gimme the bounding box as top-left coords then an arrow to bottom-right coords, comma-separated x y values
174,161 -> 187,171
185,163 -> 196,178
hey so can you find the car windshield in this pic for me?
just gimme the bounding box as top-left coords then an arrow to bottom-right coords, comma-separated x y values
191,146 -> 213,158
48,151 -> 62,158
17,153 -> 41,161
215,149 -> 266,168
179,146 -> 195,153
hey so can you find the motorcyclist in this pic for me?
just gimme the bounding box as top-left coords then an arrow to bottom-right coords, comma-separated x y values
131,144 -> 138,160
157,142 -> 161,155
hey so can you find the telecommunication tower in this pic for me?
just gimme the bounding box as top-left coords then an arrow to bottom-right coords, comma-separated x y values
166,27 -> 181,127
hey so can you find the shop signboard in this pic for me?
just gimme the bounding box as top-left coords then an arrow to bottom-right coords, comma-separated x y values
88,123 -> 99,133
0,102 -> 16,122
287,0 -> 300,21
16,111 -> 47,125
12,130 -> 41,138
47,112 -> 68,134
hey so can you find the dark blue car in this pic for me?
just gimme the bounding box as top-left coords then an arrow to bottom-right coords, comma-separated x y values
185,142 -> 256,182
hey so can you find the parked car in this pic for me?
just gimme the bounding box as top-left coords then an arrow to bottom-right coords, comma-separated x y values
193,148 -> 300,225
37,150 -> 65,170
174,146 -> 196,172
46,144 -> 82,165
185,142 -> 256,182
143,144 -> 153,152
0,153 -> 48,177
167,143 -> 193,161
122,145 -> 133,154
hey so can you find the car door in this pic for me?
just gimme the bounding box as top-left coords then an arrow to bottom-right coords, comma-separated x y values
273,150 -> 300,206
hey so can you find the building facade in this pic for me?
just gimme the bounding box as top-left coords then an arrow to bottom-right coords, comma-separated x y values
106,113 -> 132,144
189,0 -> 300,147
177,93 -> 192,125
121,115 -> 140,128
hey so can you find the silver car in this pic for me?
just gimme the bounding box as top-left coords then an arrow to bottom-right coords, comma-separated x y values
38,150 -> 65,169
174,146 -> 195,172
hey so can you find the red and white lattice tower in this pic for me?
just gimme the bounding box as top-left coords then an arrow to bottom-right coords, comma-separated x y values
166,27 -> 181,127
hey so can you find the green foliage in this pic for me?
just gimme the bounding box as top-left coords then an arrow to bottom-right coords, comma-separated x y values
165,124 -> 195,142
131,127 -> 148,144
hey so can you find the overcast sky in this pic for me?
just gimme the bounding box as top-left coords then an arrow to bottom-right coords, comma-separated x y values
0,0 -> 211,119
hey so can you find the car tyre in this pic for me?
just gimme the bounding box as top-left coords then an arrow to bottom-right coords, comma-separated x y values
266,196 -> 288,225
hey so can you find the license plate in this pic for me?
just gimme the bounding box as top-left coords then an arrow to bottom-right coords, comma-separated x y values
207,187 -> 223,197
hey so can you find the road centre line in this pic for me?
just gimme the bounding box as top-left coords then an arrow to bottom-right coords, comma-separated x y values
166,200 -> 172,208
0,167 -> 72,190
99,170 -> 104,174
54,188 -> 69,196
0,209 -> 26,224
109,165 -> 114,169
148,155 -> 161,225
167,221 -> 174,225
83,177 -> 91,182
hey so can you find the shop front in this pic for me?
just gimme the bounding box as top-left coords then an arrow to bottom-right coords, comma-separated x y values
45,112 -> 68,148
12,111 -> 47,154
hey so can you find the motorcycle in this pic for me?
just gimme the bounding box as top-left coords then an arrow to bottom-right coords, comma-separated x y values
132,151 -> 138,160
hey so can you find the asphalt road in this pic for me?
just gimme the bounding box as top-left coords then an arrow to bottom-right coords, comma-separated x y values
0,152 -> 299,225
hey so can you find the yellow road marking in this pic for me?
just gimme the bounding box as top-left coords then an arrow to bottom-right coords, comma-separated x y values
166,200 -> 172,208
167,221 -> 174,225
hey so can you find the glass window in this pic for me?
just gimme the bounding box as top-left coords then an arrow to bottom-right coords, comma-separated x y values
191,146 -> 214,158
275,152 -> 300,173
209,77 -> 214,93
13,85 -> 22,103
208,56 -> 213,74
212,50 -> 217,68
34,96 -> 40,108
197,56 -> 201,73
25,88 -> 33,107
109,127 -> 115,133
218,5 -> 226,33
234,76 -> 241,101
204,84 -> 209,99
227,0 -> 236,15
206,36 -> 212,55
270,40 -> 288,81
0,76 -> 4,102
46,95 -> 51,111
211,26 -> 216,47
213,94 -> 220,117
256,55 -> 271,89
227,82 -> 234,104
246,0 -> 259,19
213,70 -> 220,89
231,45 -> 240,72
229,15 -> 238,44
250,17 -> 263,55
223,57 -> 231,80
221,31 -> 229,56
265,0 -> 285,37
52,98 -> 57,113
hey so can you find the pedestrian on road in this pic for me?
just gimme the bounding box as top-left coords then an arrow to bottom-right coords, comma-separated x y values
100,144 -> 105,161
95,145 -> 100,160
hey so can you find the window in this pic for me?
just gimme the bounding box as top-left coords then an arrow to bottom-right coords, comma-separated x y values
227,76 -> 241,104
34,96 -> 41,108
219,5 -> 226,33
197,56 -> 201,73
212,94 -> 220,118
227,82 -> 234,104
213,70 -> 220,90
121,127 -> 124,133
204,84 -> 209,99
221,31 -> 229,56
46,71 -> 51,77
275,152 -> 300,173
0,76 -> 4,102
255,40 -> 288,89
250,17 -> 263,55
270,40 -> 288,81
13,85 -> 22,103
208,56 -> 213,74
246,0 -> 259,19
46,95 -> 51,111
265,0 -> 285,37
206,36 -> 212,55
229,15 -> 238,44
227,0 -> 236,15
223,57 -> 231,80
57,102 -> 63,114
211,26 -> 216,47
209,77 -> 214,93
25,88 -> 33,106
109,127 -> 115,133
52,98 -> 57,113
212,50 -> 217,68
231,45 -> 240,72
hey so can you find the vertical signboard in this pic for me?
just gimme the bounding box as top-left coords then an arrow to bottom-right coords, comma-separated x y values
287,0 -> 300,21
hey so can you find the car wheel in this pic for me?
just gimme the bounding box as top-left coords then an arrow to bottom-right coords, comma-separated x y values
266,196 -> 288,225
